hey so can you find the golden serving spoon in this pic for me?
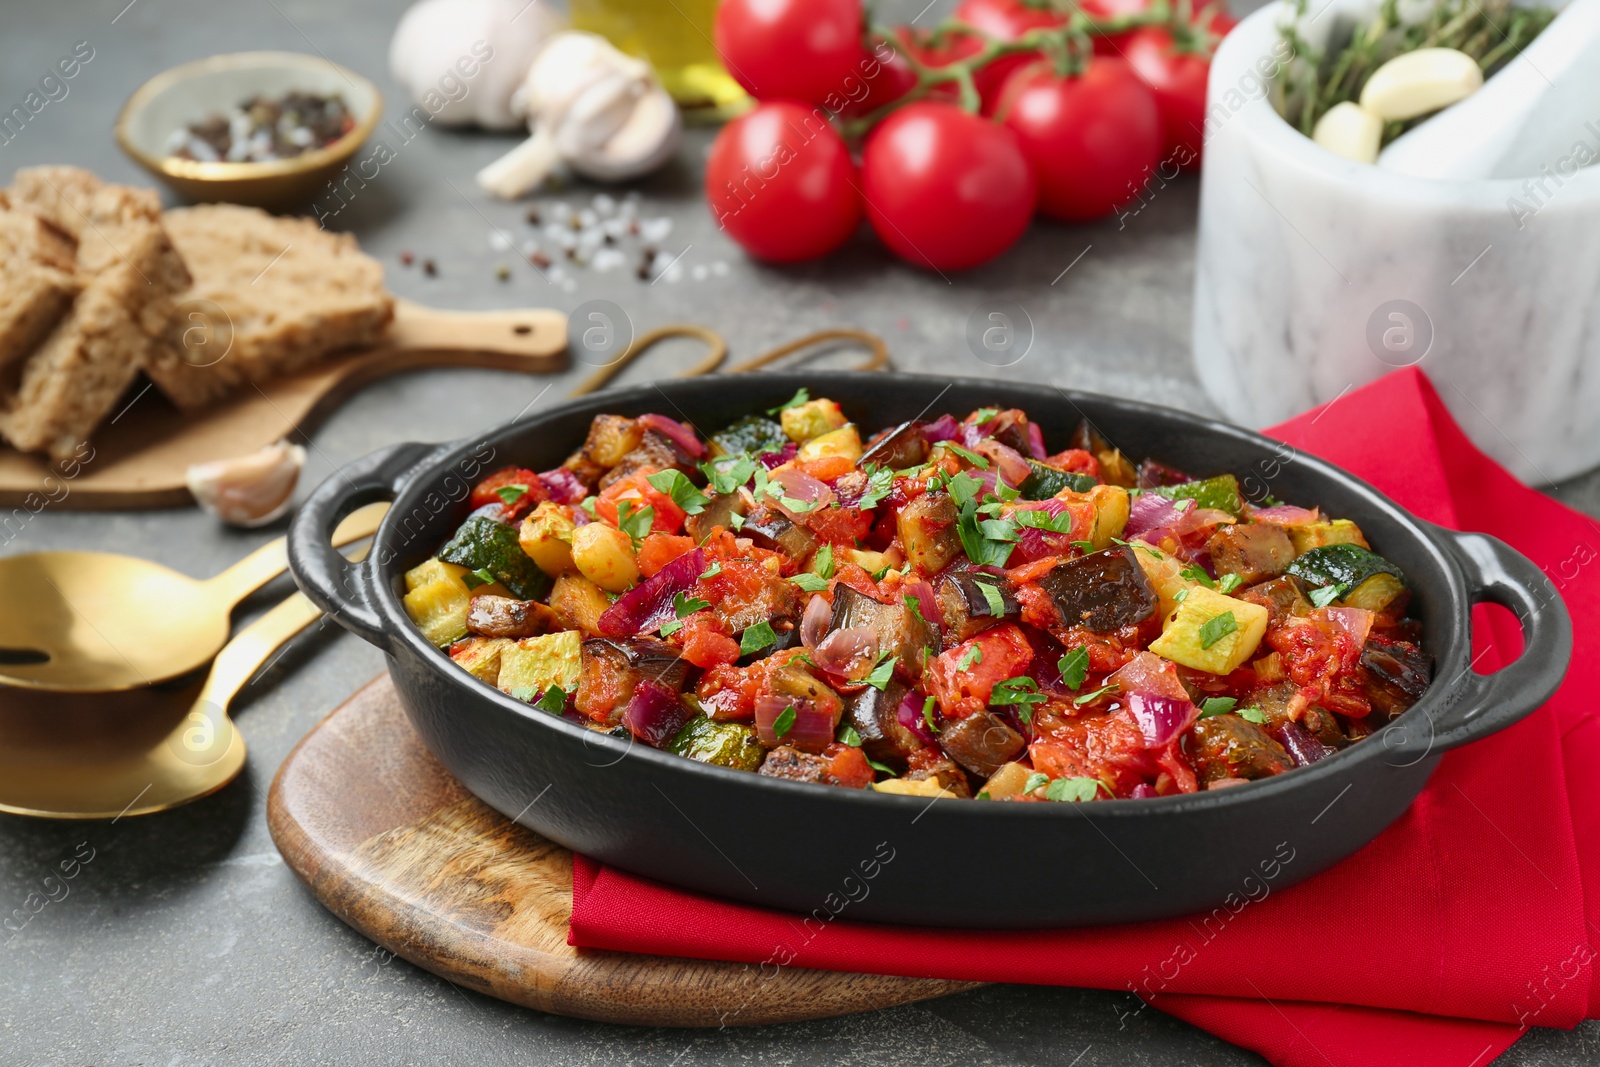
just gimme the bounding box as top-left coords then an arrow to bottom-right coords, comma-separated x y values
0,502 -> 387,692
0,526 -> 382,819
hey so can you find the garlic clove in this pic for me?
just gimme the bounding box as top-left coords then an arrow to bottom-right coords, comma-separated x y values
1359,48 -> 1484,122
568,85 -> 682,183
1312,101 -> 1384,164
186,440 -> 307,528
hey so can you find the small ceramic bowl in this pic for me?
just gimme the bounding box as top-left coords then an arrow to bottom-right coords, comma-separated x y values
116,51 -> 383,209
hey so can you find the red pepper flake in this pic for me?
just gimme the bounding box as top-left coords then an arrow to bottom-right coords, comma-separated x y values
399,250 -> 414,266
530,252 -> 552,269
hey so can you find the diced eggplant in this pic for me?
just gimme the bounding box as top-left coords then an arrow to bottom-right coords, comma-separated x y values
757,745 -> 872,787
846,678 -> 922,768
598,429 -> 692,490
1135,459 -> 1194,488
575,637 -> 689,725
1036,545 -> 1158,634
1190,715 -> 1293,783
904,758 -> 973,798
741,505 -> 820,560
977,409 -> 1032,455
466,594 -> 561,639
1206,524 -> 1295,585
1235,575 -> 1313,630
1362,635 -> 1432,720
937,711 -> 1025,777
713,561 -> 802,634
896,492 -> 961,575
1250,681 -> 1345,749
830,584 -> 935,679
859,420 -> 929,471
684,491 -> 748,543
934,572 -> 1019,646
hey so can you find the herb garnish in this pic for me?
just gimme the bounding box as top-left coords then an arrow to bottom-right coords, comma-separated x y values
956,645 -> 983,672
1198,611 -> 1239,649
1218,573 -> 1244,594
864,653 -> 896,691
700,454 -> 759,496
495,484 -> 528,508
789,572 -> 830,593
976,579 -> 1007,617
1057,646 -> 1089,690
1073,682 -> 1118,706
921,695 -> 940,734
1198,696 -> 1237,718
772,705 -> 797,738
462,567 -> 496,591
1238,706 -> 1268,724
740,621 -> 777,655
1308,584 -> 1345,609
769,388 -> 810,414
616,500 -> 655,549
660,590 -> 710,637
857,465 -> 895,509
646,469 -> 708,515
1015,509 -> 1075,533
1046,777 -> 1105,803
534,685 -> 567,715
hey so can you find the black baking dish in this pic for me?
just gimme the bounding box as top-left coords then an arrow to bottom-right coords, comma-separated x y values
288,373 -> 1570,928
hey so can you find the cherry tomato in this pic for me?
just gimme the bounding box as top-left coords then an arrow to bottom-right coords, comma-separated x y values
706,101 -> 862,263
995,57 -> 1162,223
955,0 -> 1070,110
838,31 -> 924,118
1123,26 -> 1217,169
859,102 -> 1036,272
469,466 -> 545,519
714,0 -> 867,106
1080,0 -> 1154,55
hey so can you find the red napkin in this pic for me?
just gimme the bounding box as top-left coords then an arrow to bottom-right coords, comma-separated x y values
569,368 -> 1600,1066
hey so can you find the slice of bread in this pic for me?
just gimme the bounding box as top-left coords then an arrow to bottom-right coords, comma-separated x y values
0,208 -> 79,373
144,204 -> 393,409
0,175 -> 190,460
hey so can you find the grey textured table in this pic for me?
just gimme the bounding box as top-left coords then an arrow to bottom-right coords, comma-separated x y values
3,1 -> 1597,1064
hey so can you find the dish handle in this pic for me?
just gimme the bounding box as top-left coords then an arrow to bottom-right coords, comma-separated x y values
288,441 -> 445,651
1392,526 -> 1573,757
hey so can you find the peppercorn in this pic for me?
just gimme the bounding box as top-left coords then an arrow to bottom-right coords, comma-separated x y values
422,258 -> 437,277
530,252 -> 552,268
525,207 -> 541,225
495,264 -> 511,281
399,250 -> 414,266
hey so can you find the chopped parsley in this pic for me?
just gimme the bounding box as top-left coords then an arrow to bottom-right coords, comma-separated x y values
1046,777 -> 1105,803
1069,539 -> 1095,554
972,407 -> 999,423
812,544 -> 835,580
764,479 -> 821,514
462,567 -> 496,590
616,500 -> 655,549
579,495 -> 598,517
1218,573 -> 1244,594
645,469 -> 709,515
956,644 -> 983,672
700,454 -> 759,496
864,653 -> 896,691
700,561 -> 723,579
730,512 -> 746,531
943,444 -> 990,469
1180,564 -> 1217,589
789,572 -> 830,593
494,484 -> 528,507
958,503 -> 1016,568
870,563 -> 892,581
1014,509 -> 1075,534
1238,706 -> 1269,724
1057,646 -> 1090,690
508,686 -> 539,702
768,387 -> 810,414
990,677 -> 1046,723
866,757 -> 898,777
534,685 -> 567,715
660,590 -> 709,637
1198,611 -> 1239,649
1198,696 -> 1237,718
903,594 -> 931,627
1022,772 -> 1050,795
1073,682 -> 1118,706
1308,584 -> 1345,609
857,465 -> 895,509
944,470 -> 984,508
772,705 -> 797,738
740,621 -> 777,655
838,723 -> 862,747
1174,589 -> 1190,603
921,695 -> 940,734
976,579 -> 1007,617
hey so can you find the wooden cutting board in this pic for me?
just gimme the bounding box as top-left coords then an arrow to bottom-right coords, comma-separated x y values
266,675 -> 983,1027
0,300 -> 568,511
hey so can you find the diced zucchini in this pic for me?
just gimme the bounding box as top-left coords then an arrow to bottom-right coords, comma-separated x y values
846,548 -> 892,574
1286,543 -> 1405,612
450,636 -> 514,685
873,777 -> 959,798
405,557 -> 467,592
404,576 -> 473,647
1019,459 -> 1096,499
978,761 -> 1035,800
780,397 -> 847,442
570,522 -> 639,592
549,572 -> 613,636
1289,519 -> 1369,554
1149,474 -> 1243,516
1343,572 -> 1406,612
1088,484 -> 1130,549
710,414 -> 787,458
439,515 -> 551,601
1129,541 -> 1199,618
1149,586 -> 1269,675
797,424 -> 863,464
667,714 -> 765,771
519,502 -> 577,577
496,630 -> 582,698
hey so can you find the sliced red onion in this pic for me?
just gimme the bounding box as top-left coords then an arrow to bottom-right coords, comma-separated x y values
812,625 -> 879,679
1247,504 -> 1320,525
538,467 -> 589,505
974,438 -> 1032,488
1124,493 -> 1194,541
1276,721 -> 1337,767
769,467 -> 834,520
1012,497 -> 1083,564
1025,421 -> 1048,460
624,681 -> 693,747
1108,651 -> 1191,703
957,422 -> 987,450
800,594 -> 833,649
896,691 -> 938,748
1126,692 -> 1199,748
638,413 -> 706,459
1324,606 -> 1375,646
1129,783 -> 1158,799
758,443 -> 798,469
755,694 -> 836,754
597,548 -> 706,637
920,414 -> 959,444
904,580 -> 940,637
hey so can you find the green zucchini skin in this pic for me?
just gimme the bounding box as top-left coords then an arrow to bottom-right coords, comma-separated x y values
668,714 -> 766,771
1285,543 -> 1404,591
1149,474 -> 1244,515
439,515 -> 552,601
1019,459 -> 1097,499
711,415 -> 787,458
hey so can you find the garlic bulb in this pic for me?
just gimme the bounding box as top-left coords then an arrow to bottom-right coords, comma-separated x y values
476,31 -> 682,200
389,0 -> 559,130
186,441 -> 307,528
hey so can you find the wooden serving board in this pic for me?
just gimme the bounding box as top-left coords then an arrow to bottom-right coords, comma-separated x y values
0,300 -> 568,511
266,675 -> 983,1027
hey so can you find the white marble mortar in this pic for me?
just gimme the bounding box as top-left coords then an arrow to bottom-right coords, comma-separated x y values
1192,0 -> 1600,483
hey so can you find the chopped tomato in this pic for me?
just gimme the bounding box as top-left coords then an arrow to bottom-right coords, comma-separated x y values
1267,615 -> 1371,718
470,466 -> 546,519
1045,449 -> 1100,479
823,742 -> 876,789
927,623 -> 1034,719
831,561 -> 886,603
637,532 -> 696,578
805,504 -> 873,547
699,526 -> 793,574
595,471 -> 686,535
1007,555 -> 1064,585
697,663 -> 758,721
796,454 -> 855,482
677,616 -> 742,669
